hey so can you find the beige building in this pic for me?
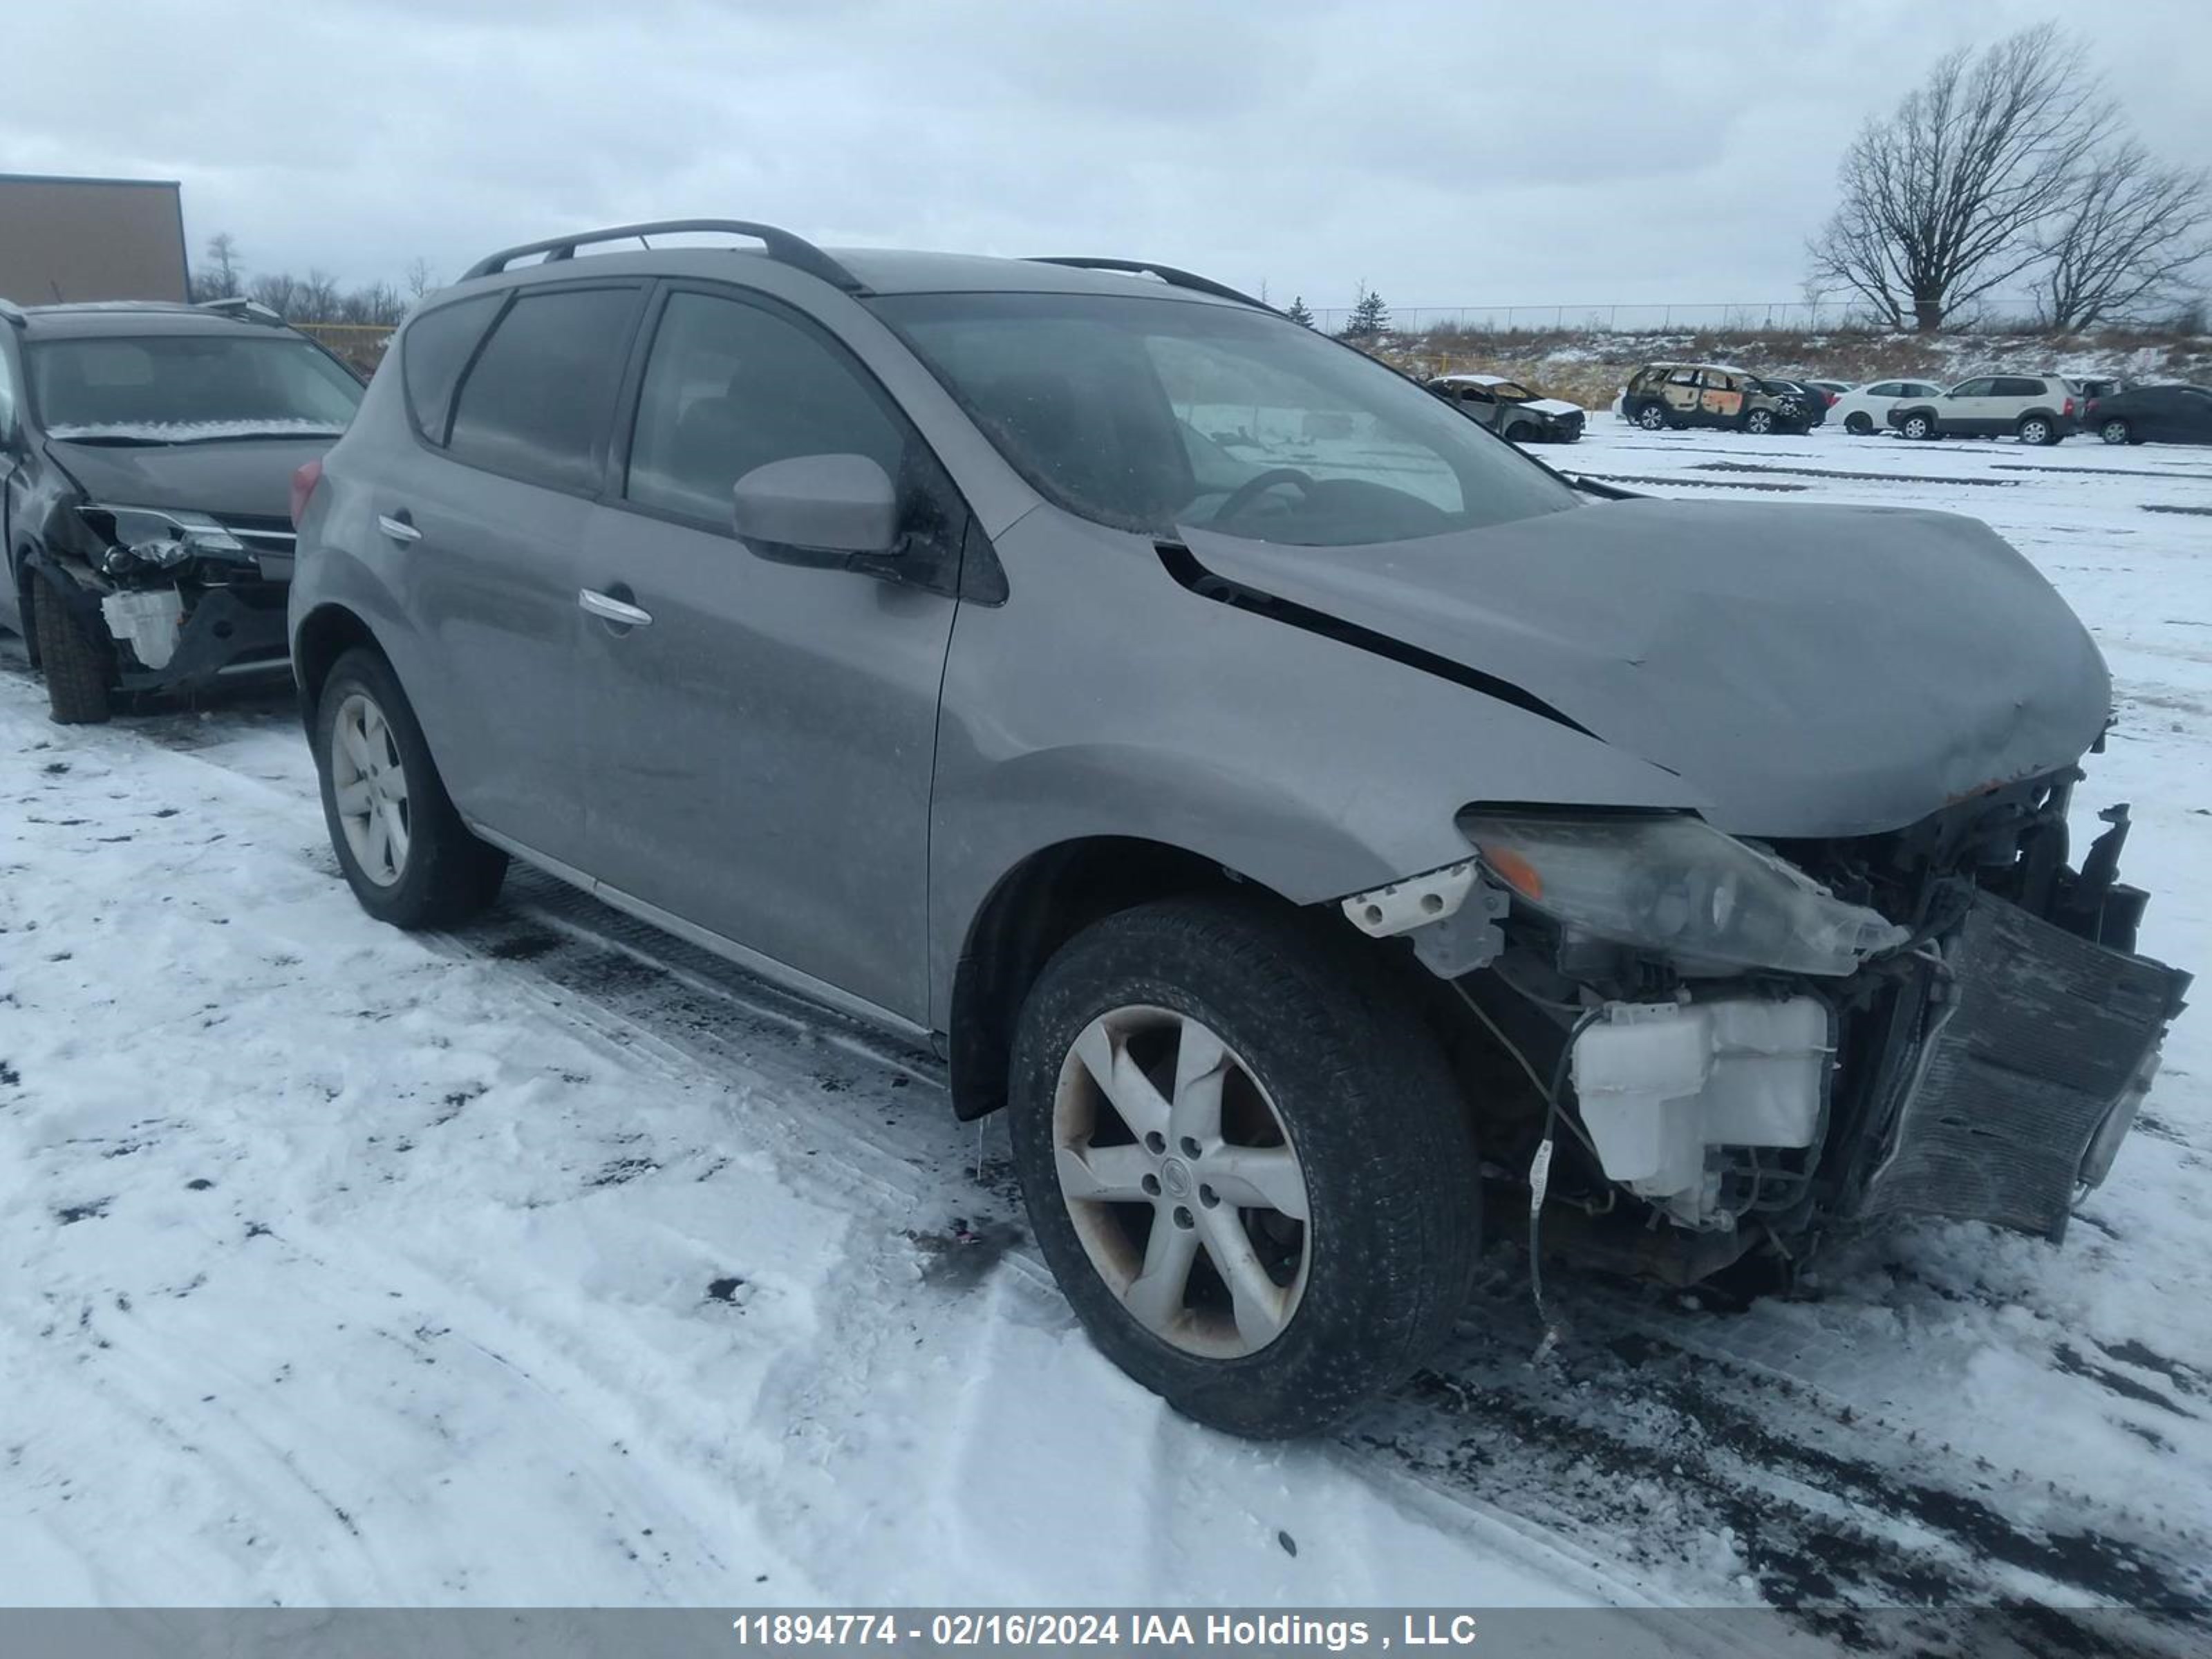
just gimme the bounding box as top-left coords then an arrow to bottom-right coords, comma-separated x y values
0,173 -> 189,304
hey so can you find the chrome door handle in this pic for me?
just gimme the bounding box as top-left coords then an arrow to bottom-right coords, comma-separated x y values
377,513 -> 422,543
579,588 -> 653,628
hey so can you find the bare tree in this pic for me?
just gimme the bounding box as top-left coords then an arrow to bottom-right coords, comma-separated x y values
191,232 -> 244,301
404,257 -> 436,299
2032,142 -> 2211,331
247,270 -> 302,317
1809,25 -> 2114,331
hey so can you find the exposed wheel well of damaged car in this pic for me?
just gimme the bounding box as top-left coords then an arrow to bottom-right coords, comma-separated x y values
948,837 -> 1275,1122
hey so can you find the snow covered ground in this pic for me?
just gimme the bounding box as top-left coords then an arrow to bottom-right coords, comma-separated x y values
2,420 -> 2209,1652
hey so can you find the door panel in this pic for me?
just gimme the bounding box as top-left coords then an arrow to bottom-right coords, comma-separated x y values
574,286 -> 964,1022
390,282 -> 644,864
1697,371 -> 1745,423
1662,370 -> 1703,422
395,461 -> 590,860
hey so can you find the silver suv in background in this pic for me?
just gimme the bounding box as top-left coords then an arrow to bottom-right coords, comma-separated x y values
1888,373 -> 2080,444
288,221 -> 2186,1437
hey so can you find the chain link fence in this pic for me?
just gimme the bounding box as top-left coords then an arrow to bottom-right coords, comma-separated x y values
1305,301 -> 1867,336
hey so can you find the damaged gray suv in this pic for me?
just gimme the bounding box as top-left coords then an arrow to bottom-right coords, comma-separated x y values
289,221 -> 2188,1438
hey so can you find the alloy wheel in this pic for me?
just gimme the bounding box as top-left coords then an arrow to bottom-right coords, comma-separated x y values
1051,1005 -> 1311,1359
330,691 -> 411,887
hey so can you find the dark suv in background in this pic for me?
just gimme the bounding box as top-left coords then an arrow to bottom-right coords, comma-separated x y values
0,297 -> 362,722
286,221 -> 2184,1438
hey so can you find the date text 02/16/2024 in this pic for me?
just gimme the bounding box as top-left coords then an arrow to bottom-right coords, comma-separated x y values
727,1613 -> 1483,1649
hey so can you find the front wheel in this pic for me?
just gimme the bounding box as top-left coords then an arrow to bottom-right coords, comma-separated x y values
2100,418 -> 2133,446
1007,897 -> 1481,1438
1845,412 -> 1874,435
1901,412 -> 1937,440
1634,402 -> 1670,431
1744,408 -> 1778,435
31,569 -> 114,725
315,648 -> 507,928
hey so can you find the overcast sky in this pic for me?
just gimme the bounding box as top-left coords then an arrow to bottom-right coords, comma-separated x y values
6,1 -> 2207,317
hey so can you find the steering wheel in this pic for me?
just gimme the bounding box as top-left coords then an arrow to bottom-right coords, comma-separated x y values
1212,468 -> 1315,524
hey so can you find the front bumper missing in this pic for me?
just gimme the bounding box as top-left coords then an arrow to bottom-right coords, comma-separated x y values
111,583 -> 290,695
1850,890 -> 2188,1241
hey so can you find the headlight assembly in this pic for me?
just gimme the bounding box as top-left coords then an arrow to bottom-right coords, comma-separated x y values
77,504 -> 245,577
1458,810 -> 1909,977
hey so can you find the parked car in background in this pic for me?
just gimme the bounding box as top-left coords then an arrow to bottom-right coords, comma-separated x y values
1622,362 -> 1803,434
1805,379 -> 1851,403
1830,377 -> 1945,435
1426,373 -> 1584,443
2086,383 -> 2212,447
1752,375 -> 1828,428
0,296 -> 364,722
287,220 -> 2186,1438
1888,375 -> 2079,445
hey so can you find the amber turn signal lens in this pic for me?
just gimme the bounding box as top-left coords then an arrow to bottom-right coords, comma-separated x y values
1480,845 -> 1544,901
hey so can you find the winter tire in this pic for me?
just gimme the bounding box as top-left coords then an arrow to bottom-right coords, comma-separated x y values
1844,413 -> 1874,435
1007,896 -> 1481,1438
2100,418 -> 2132,446
315,647 -> 507,928
1634,402 -> 1669,431
2018,415 -> 2057,447
31,568 -> 114,725
1902,413 -> 1936,440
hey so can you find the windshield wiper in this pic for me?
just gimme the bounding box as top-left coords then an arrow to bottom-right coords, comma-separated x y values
165,428 -> 346,444
50,432 -> 177,447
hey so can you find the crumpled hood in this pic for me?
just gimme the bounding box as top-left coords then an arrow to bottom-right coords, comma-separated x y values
1178,496 -> 2112,838
44,434 -> 336,524
1521,398 -> 1584,420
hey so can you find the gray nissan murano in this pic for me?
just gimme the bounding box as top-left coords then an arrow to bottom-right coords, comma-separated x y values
288,221 -> 2188,1438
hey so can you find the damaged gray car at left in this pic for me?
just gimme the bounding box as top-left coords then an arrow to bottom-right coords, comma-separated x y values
1,297 -> 362,722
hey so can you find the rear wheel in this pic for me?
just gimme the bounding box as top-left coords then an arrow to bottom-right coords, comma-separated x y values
1504,420 -> 1535,443
1902,412 -> 1937,440
1844,412 -> 1874,435
1634,402 -> 1671,431
2100,418 -> 2133,446
1007,897 -> 1481,1438
30,569 -> 113,725
2017,414 -> 2059,447
315,648 -> 507,928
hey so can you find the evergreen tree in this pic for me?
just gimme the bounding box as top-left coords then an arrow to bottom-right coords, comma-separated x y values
1341,284 -> 1391,339
1284,294 -> 1315,328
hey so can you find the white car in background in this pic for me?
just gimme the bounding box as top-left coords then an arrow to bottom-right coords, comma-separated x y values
1830,377 -> 1947,435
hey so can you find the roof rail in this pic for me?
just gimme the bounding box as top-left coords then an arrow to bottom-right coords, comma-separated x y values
461,219 -> 868,292
1026,258 -> 1273,312
0,297 -> 26,329
196,296 -> 285,326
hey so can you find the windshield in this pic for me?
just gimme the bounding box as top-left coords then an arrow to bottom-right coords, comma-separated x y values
28,334 -> 363,442
872,292 -> 1580,546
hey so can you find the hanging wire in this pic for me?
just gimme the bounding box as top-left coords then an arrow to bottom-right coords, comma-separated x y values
1451,982 -> 1604,1362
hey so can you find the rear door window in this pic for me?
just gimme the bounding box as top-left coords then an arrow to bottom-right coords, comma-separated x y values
447,285 -> 643,494
1993,377 -> 2043,399
401,294 -> 501,445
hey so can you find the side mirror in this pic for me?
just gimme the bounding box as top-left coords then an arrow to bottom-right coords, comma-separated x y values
731,453 -> 899,565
